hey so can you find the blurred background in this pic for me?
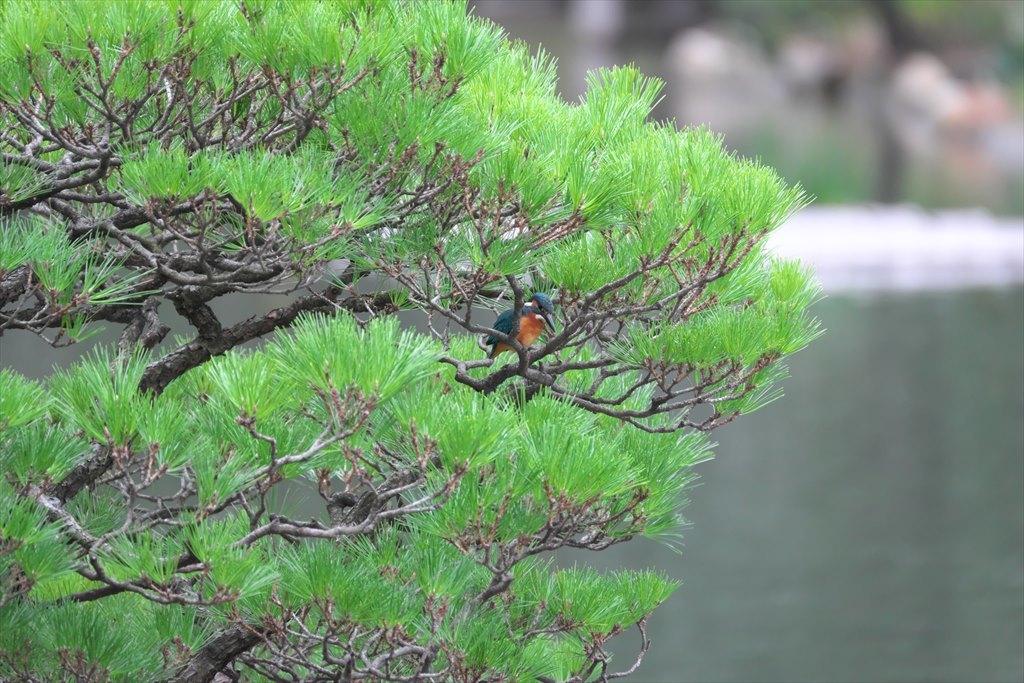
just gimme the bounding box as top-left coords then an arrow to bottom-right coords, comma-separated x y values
1,1 -> 1021,681
469,1 -> 1024,681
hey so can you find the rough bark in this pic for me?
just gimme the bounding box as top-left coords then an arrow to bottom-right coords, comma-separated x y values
171,625 -> 263,683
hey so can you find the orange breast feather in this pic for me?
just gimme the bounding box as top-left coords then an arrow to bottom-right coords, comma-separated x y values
517,311 -> 545,346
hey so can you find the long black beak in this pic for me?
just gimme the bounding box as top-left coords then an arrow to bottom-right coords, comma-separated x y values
540,310 -> 556,331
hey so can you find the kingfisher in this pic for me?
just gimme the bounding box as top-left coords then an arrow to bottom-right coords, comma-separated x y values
486,292 -> 557,359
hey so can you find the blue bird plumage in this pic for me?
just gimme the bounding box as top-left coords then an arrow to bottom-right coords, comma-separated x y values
529,292 -> 555,316
486,293 -> 557,358
486,308 -> 518,345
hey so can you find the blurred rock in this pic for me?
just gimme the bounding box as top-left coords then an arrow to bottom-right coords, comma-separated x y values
779,34 -> 843,96
779,21 -> 887,102
474,0 -> 1023,214
886,52 -> 1023,177
471,0 -> 560,21
567,0 -> 623,40
889,54 -> 965,134
665,27 -> 784,131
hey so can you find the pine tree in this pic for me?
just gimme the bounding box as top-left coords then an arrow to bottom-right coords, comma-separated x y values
0,1 -> 820,680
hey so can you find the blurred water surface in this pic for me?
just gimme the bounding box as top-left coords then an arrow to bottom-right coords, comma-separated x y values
577,287 -> 1024,682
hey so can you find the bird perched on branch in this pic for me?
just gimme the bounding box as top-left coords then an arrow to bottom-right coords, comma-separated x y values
486,293 -> 557,359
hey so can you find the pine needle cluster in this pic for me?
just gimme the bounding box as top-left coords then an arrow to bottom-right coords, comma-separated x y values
0,1 -> 820,680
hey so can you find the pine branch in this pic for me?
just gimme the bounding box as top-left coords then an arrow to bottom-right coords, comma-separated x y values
171,624 -> 263,683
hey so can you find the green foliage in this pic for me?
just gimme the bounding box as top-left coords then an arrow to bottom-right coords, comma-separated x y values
0,369 -> 48,433
0,597 -> 212,679
266,314 -> 440,403
0,482 -> 77,599
515,563 -> 679,634
119,143 -> 209,202
0,216 -> 153,337
0,422 -> 85,485
0,313 -> 709,676
0,0 -> 821,679
49,349 -> 151,446
411,390 -> 710,548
